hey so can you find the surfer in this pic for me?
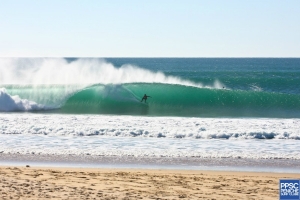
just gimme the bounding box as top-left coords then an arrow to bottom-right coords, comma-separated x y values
141,94 -> 151,103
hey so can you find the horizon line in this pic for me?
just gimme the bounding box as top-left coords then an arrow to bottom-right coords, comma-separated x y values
1,56 -> 300,59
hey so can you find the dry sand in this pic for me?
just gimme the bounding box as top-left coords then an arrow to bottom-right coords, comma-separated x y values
0,166 -> 299,200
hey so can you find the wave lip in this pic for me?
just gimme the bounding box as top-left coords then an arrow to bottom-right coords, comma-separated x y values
1,58 -> 300,118
0,58 -> 223,88
0,88 -> 46,111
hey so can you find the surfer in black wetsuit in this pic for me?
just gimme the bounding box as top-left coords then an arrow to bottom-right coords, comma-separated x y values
141,94 -> 151,103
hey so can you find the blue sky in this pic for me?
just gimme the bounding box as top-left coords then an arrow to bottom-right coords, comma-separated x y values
1,0 -> 299,57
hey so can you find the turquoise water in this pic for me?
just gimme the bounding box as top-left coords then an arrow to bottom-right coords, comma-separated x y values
1,59 -> 300,170
1,58 -> 300,118
106,58 -> 300,94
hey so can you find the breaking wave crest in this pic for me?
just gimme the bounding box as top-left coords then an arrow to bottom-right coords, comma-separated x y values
0,58 -> 222,88
0,88 -> 46,111
1,58 -> 300,117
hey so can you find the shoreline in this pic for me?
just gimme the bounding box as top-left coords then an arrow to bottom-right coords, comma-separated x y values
1,165 -> 299,199
1,153 -> 300,173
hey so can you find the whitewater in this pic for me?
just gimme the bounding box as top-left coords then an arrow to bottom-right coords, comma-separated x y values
0,58 -> 224,114
1,58 -> 300,118
1,58 -> 300,171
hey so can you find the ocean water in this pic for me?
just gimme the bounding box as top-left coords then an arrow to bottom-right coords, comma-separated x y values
0,58 -> 300,171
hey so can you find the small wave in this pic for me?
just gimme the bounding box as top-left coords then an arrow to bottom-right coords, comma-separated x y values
249,84 -> 263,91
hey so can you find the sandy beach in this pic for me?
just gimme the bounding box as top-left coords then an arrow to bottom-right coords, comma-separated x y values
0,166 -> 299,199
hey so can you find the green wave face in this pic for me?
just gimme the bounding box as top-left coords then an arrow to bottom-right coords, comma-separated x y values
61,85 -> 148,115
2,58 -> 300,117
58,83 -> 300,118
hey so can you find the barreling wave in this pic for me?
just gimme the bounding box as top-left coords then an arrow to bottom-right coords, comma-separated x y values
2,83 -> 300,118
58,83 -> 300,117
1,58 -> 300,117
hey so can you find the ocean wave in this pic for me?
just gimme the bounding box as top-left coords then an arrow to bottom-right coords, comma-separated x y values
1,58 -> 300,117
1,114 -> 299,140
0,88 -> 46,111
1,83 -> 300,117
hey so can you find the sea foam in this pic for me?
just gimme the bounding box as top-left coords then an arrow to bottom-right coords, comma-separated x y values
0,114 -> 300,160
1,113 -> 299,140
0,88 -> 44,111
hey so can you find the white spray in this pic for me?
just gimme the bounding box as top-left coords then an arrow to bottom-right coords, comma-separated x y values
0,58 -> 226,111
0,58 -> 225,88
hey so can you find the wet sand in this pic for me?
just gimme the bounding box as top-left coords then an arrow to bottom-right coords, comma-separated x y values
1,166 -> 299,199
